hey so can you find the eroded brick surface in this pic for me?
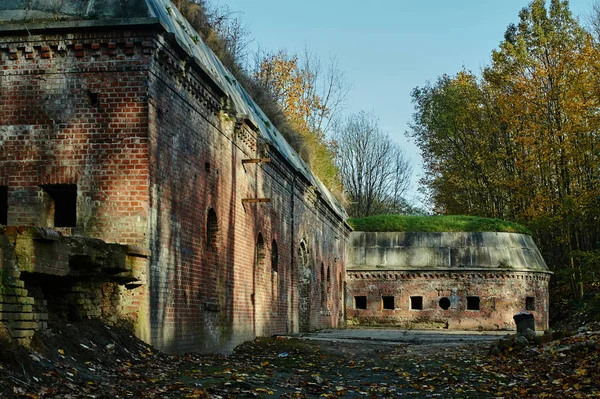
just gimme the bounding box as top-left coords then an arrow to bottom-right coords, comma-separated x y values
0,226 -> 145,345
0,26 -> 348,353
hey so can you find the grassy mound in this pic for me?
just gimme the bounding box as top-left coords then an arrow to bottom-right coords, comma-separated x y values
347,215 -> 531,235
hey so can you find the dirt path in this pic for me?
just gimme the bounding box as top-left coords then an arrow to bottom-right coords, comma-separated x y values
2,322 -> 599,398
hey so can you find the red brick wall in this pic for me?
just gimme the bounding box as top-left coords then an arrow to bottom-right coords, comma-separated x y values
346,271 -> 550,331
0,30 -> 151,245
0,25 -> 348,353
145,36 -> 347,353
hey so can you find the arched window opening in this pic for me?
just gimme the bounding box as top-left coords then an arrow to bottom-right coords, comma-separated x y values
326,266 -> 331,304
271,240 -> 278,274
298,241 -> 312,332
321,263 -> 326,308
339,271 -> 343,309
298,242 -> 309,269
271,240 -> 279,311
206,208 -> 218,251
255,233 -> 265,268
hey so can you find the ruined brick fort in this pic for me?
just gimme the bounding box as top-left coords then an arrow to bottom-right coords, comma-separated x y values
346,232 -> 551,331
0,0 -> 550,353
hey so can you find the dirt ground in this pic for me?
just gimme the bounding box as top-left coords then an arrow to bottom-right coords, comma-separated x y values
0,320 -> 599,398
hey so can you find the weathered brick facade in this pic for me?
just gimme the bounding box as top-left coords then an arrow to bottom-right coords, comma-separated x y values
0,0 -> 553,353
346,232 -> 551,331
0,0 -> 348,353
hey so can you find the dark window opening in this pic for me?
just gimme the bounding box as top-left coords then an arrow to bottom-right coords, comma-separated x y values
382,296 -> 395,310
0,186 -> 7,225
321,263 -> 326,307
467,296 -> 480,310
87,90 -> 99,106
205,162 -> 211,173
255,233 -> 265,267
298,242 -> 309,269
410,296 -> 423,310
439,297 -> 451,310
271,240 -> 279,310
41,184 -> 77,227
206,208 -> 219,250
526,296 -> 536,311
354,296 -> 367,310
326,266 -> 331,301
271,240 -> 278,274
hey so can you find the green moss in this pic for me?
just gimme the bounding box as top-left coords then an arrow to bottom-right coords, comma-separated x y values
347,215 -> 531,235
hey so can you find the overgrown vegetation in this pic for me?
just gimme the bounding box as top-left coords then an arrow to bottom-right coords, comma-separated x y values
172,0 -> 346,197
347,215 -> 531,234
408,0 -> 600,309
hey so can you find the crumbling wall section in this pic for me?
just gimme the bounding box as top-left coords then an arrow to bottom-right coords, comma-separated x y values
0,28 -> 154,343
0,226 -> 147,345
0,232 -> 46,345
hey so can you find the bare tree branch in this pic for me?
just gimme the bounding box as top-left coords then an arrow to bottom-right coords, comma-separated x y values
333,112 -> 412,217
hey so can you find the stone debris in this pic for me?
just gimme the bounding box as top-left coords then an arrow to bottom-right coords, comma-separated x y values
488,322 -> 600,356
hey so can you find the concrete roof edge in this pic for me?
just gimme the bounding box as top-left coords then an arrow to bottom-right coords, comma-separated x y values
0,17 -> 160,33
346,268 -> 554,275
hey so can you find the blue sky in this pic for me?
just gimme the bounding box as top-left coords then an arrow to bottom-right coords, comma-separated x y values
219,0 -> 595,206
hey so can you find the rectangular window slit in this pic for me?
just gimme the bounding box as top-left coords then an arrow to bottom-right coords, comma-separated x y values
526,296 -> 536,311
467,296 -> 480,310
354,296 -> 367,310
410,296 -> 423,310
382,296 -> 394,310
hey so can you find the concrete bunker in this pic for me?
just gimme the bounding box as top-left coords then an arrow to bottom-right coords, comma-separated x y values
346,231 -> 551,331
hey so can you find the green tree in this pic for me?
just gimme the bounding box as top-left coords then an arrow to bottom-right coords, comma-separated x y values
410,0 -> 600,301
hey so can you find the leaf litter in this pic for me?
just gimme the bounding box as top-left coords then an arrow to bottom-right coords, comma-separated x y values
0,320 -> 598,398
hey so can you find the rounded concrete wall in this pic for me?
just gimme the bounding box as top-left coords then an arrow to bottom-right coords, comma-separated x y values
345,232 -> 551,331
348,232 -> 549,272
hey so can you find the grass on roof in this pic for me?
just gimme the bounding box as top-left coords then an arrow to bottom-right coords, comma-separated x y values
347,215 -> 531,235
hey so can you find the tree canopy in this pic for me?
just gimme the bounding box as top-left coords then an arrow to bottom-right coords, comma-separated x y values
409,0 -> 600,301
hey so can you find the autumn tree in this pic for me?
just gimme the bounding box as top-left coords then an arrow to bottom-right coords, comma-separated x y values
410,0 -> 600,301
409,71 -> 515,217
253,49 -> 349,192
333,112 -> 412,217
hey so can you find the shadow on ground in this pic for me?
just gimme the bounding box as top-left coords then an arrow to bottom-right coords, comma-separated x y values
1,321 -> 599,398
